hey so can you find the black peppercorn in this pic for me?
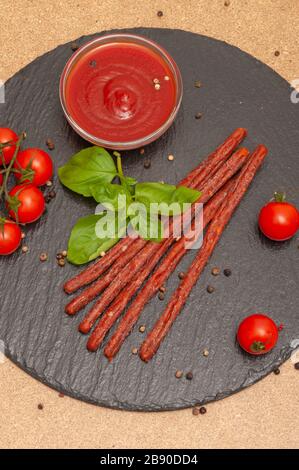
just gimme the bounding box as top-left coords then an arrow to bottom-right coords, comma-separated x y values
207,285 -> 215,293
273,368 -> 280,375
199,406 -> 207,415
157,10 -> 163,17
223,268 -> 232,277
186,371 -> 193,380
144,160 -> 151,169
158,292 -> 165,301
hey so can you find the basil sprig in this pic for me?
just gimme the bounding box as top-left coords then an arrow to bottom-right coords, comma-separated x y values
59,147 -> 201,265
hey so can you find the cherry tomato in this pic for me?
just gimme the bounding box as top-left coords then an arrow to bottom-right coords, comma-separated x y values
237,314 -> 280,355
0,219 -> 22,255
8,184 -> 45,224
0,127 -> 18,165
258,193 -> 299,241
13,148 -> 53,186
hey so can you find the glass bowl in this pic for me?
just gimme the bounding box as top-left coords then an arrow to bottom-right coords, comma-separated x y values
59,33 -> 183,150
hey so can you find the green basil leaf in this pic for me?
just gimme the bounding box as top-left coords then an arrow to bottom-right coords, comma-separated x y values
135,182 -> 201,216
128,202 -> 163,242
123,176 -> 137,186
58,147 -> 117,197
89,183 -> 132,211
67,214 -> 120,265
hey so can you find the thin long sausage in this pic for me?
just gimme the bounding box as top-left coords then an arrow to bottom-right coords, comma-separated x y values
139,145 -> 268,362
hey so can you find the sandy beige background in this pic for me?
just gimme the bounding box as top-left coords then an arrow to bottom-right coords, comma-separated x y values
0,0 -> 298,449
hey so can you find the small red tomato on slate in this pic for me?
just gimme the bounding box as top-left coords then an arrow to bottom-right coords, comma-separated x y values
8,184 -> 45,224
258,192 -> 299,241
0,127 -> 19,165
237,314 -> 280,355
14,148 -> 53,186
0,219 -> 22,255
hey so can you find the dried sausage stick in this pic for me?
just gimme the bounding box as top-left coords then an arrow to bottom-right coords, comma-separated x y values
139,145 -> 268,362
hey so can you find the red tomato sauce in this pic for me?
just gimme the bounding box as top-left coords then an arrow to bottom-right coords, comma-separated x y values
65,42 -> 177,143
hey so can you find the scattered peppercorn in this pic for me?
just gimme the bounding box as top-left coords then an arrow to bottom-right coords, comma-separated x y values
194,80 -> 202,88
199,406 -> 207,415
207,285 -> 215,293
46,180 -> 53,187
61,250 -> 67,258
175,370 -> 183,379
139,148 -> 145,155
144,159 -> 151,169
192,407 -> 199,416
21,232 -> 26,239
56,253 -> 63,260
58,392 -> 65,398
46,138 -> 55,150
164,75 -> 170,81
186,371 -> 193,380
153,78 -> 160,84
58,258 -> 66,267
195,112 -> 203,119
203,349 -> 209,357
273,368 -> 280,375
139,325 -> 146,333
274,50 -> 280,57
294,362 -> 299,370
89,60 -> 97,67
131,347 -> 138,355
224,0 -> 230,6
157,10 -> 163,17
158,292 -> 165,301
168,154 -> 174,161
159,286 -> 166,293
22,245 -> 29,253
71,42 -> 79,51
49,190 -> 56,199
45,195 -> 51,203
37,403 -> 44,410
154,83 -> 161,90
211,267 -> 220,276
40,252 -> 48,262
223,268 -> 232,277
178,272 -> 185,280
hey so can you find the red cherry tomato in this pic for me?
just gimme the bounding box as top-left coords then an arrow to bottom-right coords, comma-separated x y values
0,127 -> 18,165
0,219 -> 22,255
258,193 -> 299,241
13,148 -> 53,186
237,314 -> 280,355
8,184 -> 45,224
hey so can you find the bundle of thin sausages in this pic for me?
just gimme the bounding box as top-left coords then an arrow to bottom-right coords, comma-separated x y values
63,128 -> 268,362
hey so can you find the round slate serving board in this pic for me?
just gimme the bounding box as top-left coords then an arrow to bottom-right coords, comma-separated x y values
0,28 -> 298,411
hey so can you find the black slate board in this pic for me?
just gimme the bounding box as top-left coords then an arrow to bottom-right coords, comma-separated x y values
0,28 -> 298,411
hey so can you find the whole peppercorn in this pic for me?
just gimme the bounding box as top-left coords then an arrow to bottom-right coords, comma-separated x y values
37,403 -> 44,410
186,371 -> 193,380
207,285 -> 215,294
274,50 -> 280,57
40,252 -> 48,262
159,286 -> 166,293
157,10 -> 163,17
192,407 -> 199,416
199,406 -> 207,415
61,250 -> 67,258
58,258 -> 65,267
203,349 -> 209,357
46,138 -> 55,150
139,325 -> 146,333
49,190 -> 56,199
131,347 -> 138,355
158,292 -> 165,301
144,160 -> 151,169
22,245 -> 29,253
223,268 -> 232,277
195,112 -> 203,120
194,80 -> 202,88
178,272 -> 185,280
175,370 -> 183,379
71,42 -> 79,51
273,368 -> 280,375
211,267 -> 220,276
56,253 -> 63,260
294,362 -> 299,370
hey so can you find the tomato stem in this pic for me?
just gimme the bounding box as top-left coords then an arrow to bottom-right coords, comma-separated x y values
274,191 -> 286,203
250,341 -> 266,353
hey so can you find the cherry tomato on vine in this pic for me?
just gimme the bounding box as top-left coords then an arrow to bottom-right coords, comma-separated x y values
258,192 -> 299,241
0,127 -> 19,165
0,219 -> 22,255
7,184 -> 45,224
13,148 -> 53,186
237,314 -> 280,355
